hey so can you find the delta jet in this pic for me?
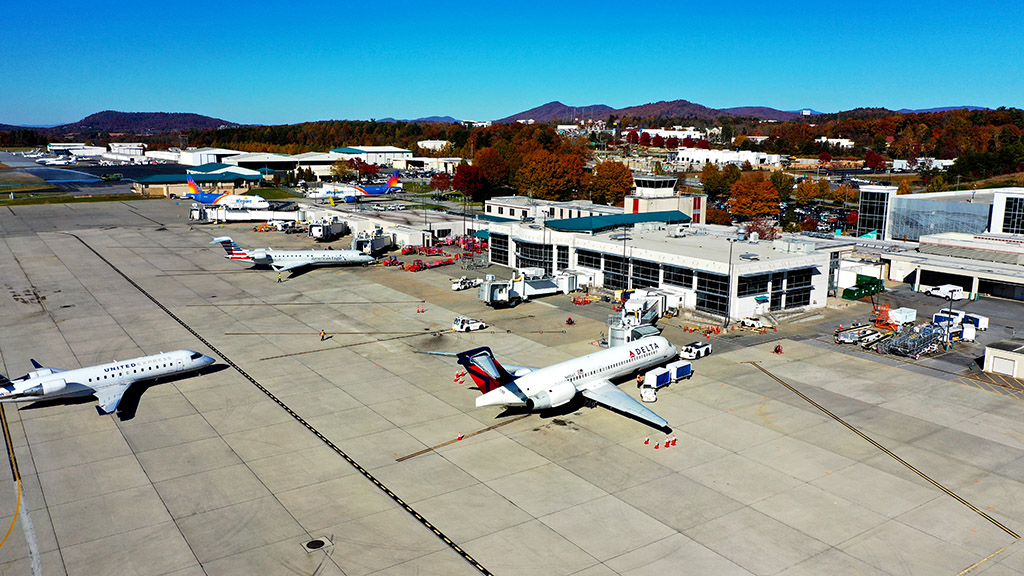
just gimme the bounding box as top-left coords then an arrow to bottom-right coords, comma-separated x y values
0,350 -> 215,415
212,236 -> 374,272
186,176 -> 270,209
457,336 -> 677,430
307,172 -> 402,203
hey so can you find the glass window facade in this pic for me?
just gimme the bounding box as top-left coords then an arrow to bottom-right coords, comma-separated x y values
556,245 -> 569,270
858,188 -> 891,237
695,271 -> 728,315
664,265 -> 694,288
1005,197 -> 1024,235
490,233 -> 509,266
603,254 -> 629,290
786,288 -> 811,308
577,249 -> 602,270
889,196 -> 991,241
787,268 -> 813,289
737,274 -> 770,297
632,260 -> 660,288
516,241 -> 552,275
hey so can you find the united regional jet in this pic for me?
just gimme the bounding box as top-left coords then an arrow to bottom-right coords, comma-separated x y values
457,335 -> 677,430
212,236 -> 374,272
0,350 -> 215,415
186,176 -> 270,209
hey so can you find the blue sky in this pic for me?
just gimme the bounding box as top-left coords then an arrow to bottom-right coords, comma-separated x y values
2,1 -> 1022,126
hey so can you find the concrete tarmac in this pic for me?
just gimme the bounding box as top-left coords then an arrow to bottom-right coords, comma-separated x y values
1,200 -> 1024,575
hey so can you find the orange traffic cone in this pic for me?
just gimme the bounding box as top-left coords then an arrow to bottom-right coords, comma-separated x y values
671,436 -> 677,446
664,438 -> 671,448
654,442 -> 660,449
644,436 -> 649,445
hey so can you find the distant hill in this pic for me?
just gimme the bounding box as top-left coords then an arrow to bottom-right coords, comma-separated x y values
719,106 -> 802,121
378,115 -> 460,124
58,111 -> 239,134
496,101 -> 614,124
897,106 -> 989,114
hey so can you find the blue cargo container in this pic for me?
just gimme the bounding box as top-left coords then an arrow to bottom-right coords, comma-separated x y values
666,360 -> 693,382
643,367 -> 672,389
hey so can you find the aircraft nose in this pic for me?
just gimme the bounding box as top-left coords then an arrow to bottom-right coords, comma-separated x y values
200,355 -> 216,366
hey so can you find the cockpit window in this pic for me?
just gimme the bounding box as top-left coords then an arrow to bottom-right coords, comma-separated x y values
190,352 -> 204,360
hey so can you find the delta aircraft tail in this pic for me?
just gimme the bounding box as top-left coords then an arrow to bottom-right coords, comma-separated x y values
211,237 -> 252,262
456,346 -> 517,394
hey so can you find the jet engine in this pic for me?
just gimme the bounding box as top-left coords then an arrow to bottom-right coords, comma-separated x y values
526,381 -> 576,410
250,249 -> 270,264
23,379 -> 67,396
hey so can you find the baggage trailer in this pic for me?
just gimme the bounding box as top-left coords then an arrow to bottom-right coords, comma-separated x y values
665,360 -> 693,382
962,313 -> 989,331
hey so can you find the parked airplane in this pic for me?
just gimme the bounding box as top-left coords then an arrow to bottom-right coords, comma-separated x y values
0,350 -> 215,415
457,335 -> 677,430
307,172 -> 402,202
212,236 -> 374,272
43,157 -> 74,166
186,176 -> 270,209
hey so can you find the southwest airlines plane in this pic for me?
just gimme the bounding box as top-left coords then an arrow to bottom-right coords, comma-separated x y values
457,336 -> 677,430
0,351 -> 215,415
186,176 -> 270,209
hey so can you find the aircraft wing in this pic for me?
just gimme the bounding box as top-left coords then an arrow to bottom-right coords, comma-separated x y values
94,383 -> 131,415
271,260 -> 312,272
580,380 -> 669,430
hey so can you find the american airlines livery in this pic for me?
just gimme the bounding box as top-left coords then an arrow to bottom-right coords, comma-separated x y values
458,335 -> 677,430
186,176 -> 270,209
307,171 -> 402,202
0,350 -> 215,415
212,236 -> 374,272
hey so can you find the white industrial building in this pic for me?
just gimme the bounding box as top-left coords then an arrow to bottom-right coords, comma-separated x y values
985,340 -> 1024,378
178,147 -> 244,166
674,147 -> 782,169
815,137 -> 855,149
292,152 -> 348,180
483,196 -> 622,221
416,140 -> 451,152
330,146 -> 412,166
109,143 -> 146,157
224,152 -> 297,172
391,157 -> 462,174
485,219 -> 832,321
892,158 -> 957,172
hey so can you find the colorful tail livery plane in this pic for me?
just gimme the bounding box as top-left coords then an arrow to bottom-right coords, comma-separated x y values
186,176 -> 270,209
0,351 -> 215,415
307,171 -> 403,202
457,336 -> 677,430
212,236 -> 374,272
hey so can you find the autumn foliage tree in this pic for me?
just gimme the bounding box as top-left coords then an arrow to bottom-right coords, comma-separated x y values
472,147 -> 508,189
865,149 -> 886,170
818,152 -> 833,165
745,217 -> 780,240
770,170 -> 795,202
349,158 -> 379,179
793,179 -> 819,204
587,160 -> 633,206
514,149 -> 584,201
430,172 -> 451,191
831,183 -> 856,205
700,163 -> 730,200
639,132 -> 651,147
896,180 -> 912,195
452,165 -> 486,202
705,206 -> 733,225
728,173 -> 778,219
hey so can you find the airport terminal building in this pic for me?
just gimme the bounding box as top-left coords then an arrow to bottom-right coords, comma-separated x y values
486,216 -> 833,321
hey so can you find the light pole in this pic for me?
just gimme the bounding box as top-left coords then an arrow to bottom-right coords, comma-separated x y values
945,294 -> 955,350
724,238 -> 735,328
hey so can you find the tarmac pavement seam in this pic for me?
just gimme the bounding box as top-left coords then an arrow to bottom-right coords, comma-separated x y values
63,231 -> 495,575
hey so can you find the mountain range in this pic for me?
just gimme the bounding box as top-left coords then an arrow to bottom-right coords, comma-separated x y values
0,104 -> 994,135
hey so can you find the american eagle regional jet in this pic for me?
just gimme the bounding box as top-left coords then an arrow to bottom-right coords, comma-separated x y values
0,350 -> 215,415
212,237 -> 374,272
458,335 -> 677,430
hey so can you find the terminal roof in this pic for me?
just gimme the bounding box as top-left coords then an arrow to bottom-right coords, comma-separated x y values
545,210 -> 691,233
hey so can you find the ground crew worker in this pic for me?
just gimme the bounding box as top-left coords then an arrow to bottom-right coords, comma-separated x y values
277,272 -> 283,283
636,374 -> 644,388
320,329 -> 326,341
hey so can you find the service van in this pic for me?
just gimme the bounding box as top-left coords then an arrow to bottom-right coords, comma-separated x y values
925,284 -> 965,300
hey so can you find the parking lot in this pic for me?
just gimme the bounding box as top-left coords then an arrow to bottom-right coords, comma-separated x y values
2,199 -> 1024,575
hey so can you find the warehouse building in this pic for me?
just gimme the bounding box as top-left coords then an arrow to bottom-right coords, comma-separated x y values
485,216 -> 832,321
224,152 -> 297,172
178,147 -> 243,166
484,196 -> 622,221
885,232 -> 1024,301
330,146 -> 412,166
984,340 -> 1024,379
131,173 -> 262,197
